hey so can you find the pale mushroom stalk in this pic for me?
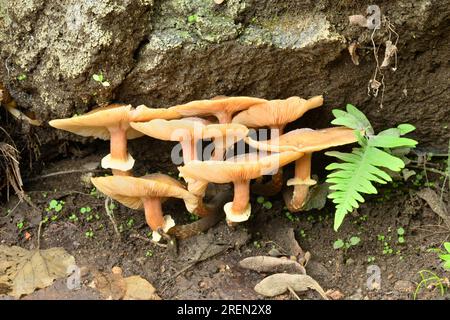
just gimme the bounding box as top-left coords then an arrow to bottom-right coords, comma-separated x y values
142,197 -> 165,231
216,111 -> 232,124
287,153 -> 316,211
180,139 -> 198,163
231,180 -> 251,213
211,138 -> 226,160
109,126 -> 132,176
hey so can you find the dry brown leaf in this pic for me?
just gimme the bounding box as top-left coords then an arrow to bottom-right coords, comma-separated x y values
0,245 -> 75,298
254,273 -> 328,300
348,42 -> 360,65
239,256 -> 306,275
123,276 -> 161,300
381,40 -> 398,69
92,270 -> 126,300
417,188 -> 450,229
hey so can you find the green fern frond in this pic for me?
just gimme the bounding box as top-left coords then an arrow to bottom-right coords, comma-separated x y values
326,104 -> 418,231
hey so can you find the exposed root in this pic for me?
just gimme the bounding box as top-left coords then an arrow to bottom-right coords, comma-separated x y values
0,129 -> 24,202
105,197 -> 121,239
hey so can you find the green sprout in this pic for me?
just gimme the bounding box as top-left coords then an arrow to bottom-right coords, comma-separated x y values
187,14 -> 198,24
17,74 -> 27,81
85,230 -> 94,238
263,201 -> 273,210
47,199 -> 64,213
16,220 -> 24,230
257,196 -> 265,204
126,218 -> 134,228
397,227 -> 406,244
80,206 -> 92,214
92,72 -> 110,87
333,236 -> 361,250
145,250 -> 154,257
68,213 -> 79,222
439,242 -> 450,270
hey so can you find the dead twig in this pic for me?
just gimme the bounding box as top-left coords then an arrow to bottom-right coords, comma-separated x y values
24,169 -> 102,183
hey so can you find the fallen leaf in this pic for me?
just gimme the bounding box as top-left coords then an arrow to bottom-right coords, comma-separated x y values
123,276 -> 161,300
417,188 -> 450,229
239,256 -> 306,275
254,273 -> 328,300
326,289 -> 344,300
92,269 -> 126,300
302,183 -> 330,211
0,245 -> 75,298
348,42 -> 360,65
381,40 -> 398,70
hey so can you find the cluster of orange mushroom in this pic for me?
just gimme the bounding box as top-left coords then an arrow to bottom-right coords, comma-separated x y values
49,95 -> 358,242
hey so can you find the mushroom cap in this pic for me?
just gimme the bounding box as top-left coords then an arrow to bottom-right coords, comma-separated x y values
130,105 -> 182,122
130,118 -> 209,142
90,173 -> 196,210
246,127 -> 358,153
203,123 -> 249,141
232,95 -> 323,129
169,96 -> 268,118
49,104 -> 143,140
178,151 -> 302,184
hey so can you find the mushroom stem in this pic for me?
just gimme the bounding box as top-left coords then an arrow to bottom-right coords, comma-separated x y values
250,126 -> 284,196
289,153 -> 314,211
142,197 -> 165,232
109,127 -> 129,162
108,126 -> 133,175
216,111 -> 232,124
232,180 -> 250,213
180,139 -> 198,163
212,138 -> 226,161
112,169 -> 132,176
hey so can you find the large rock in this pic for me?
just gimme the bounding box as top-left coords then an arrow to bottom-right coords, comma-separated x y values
0,0 -> 449,149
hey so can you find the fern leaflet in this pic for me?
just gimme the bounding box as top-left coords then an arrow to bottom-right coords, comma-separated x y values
326,104 -> 418,231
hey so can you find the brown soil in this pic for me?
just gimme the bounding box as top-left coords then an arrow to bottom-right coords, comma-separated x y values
0,138 -> 448,300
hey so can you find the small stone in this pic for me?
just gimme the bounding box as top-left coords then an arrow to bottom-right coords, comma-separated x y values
394,280 -> 415,293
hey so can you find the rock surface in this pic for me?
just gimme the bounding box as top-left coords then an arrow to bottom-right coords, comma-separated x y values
0,0 -> 449,149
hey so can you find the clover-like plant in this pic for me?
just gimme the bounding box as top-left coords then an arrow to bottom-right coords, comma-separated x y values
326,104 -> 418,231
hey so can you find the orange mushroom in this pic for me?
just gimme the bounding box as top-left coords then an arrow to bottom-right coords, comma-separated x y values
232,95 -> 324,134
130,117 -> 209,163
178,151 -> 302,224
91,174 -> 197,242
246,127 -> 358,211
130,104 -> 181,122
169,96 -> 268,124
49,104 -> 143,176
232,95 -> 323,195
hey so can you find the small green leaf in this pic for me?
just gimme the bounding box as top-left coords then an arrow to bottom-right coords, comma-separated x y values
17,74 -> 27,81
444,242 -> 450,253
187,14 -> 198,23
398,236 -> 405,244
333,239 -> 344,249
397,124 -> 416,135
438,254 -> 450,261
92,74 -> 102,82
256,196 -> 265,204
397,227 -> 405,236
349,236 -> 361,246
263,201 -> 272,209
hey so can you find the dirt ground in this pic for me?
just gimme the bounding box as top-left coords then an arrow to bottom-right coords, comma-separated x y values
0,138 -> 448,300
